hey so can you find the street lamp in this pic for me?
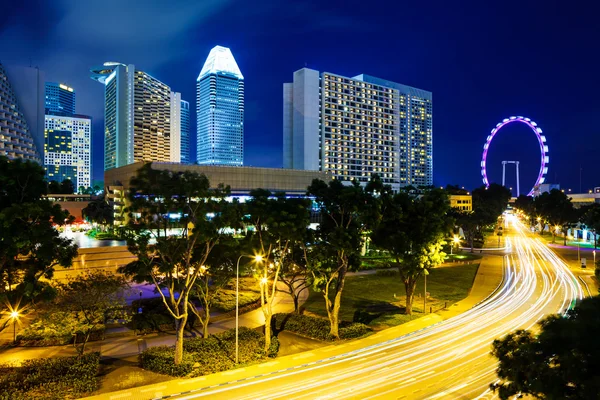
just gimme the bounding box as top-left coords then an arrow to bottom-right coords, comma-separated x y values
452,236 -> 460,255
423,269 -> 429,313
10,311 -> 19,343
594,250 -> 596,266
235,254 -> 263,364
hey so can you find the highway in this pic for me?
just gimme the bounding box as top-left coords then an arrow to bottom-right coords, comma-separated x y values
168,216 -> 584,400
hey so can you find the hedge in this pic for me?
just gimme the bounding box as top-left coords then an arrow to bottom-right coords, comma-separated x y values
140,327 -> 279,377
0,352 -> 100,399
16,329 -> 105,347
272,313 -> 372,341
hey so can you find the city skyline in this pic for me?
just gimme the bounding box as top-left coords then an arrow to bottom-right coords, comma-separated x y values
1,1 -> 598,192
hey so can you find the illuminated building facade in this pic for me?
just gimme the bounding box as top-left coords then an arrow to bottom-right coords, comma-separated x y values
196,46 -> 244,166
180,99 -> 190,163
283,68 -> 432,190
0,63 -> 44,162
44,114 -> 92,190
45,82 -> 75,115
170,92 -> 181,163
91,62 -> 173,170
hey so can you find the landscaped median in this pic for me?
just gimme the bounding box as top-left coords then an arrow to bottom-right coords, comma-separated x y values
139,327 -> 278,377
272,313 -> 372,341
303,263 -> 480,329
0,352 -> 100,399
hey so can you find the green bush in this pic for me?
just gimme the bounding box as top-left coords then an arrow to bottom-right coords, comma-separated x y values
140,327 -> 279,377
273,313 -> 372,341
139,346 -> 194,377
16,328 -> 104,347
375,269 -> 398,277
212,289 -> 260,312
0,352 -> 100,399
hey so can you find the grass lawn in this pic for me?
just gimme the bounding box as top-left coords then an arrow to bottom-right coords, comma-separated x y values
303,263 -> 480,329
445,253 -> 482,262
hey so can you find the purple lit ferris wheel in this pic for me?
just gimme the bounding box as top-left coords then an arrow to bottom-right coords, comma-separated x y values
481,116 -> 549,197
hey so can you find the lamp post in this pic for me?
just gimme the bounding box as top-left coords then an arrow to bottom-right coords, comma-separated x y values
235,254 -> 262,364
10,311 -> 19,343
423,269 -> 429,313
594,250 -> 596,266
452,236 -> 460,255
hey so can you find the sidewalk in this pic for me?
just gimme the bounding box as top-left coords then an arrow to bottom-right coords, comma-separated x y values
81,254 -> 505,400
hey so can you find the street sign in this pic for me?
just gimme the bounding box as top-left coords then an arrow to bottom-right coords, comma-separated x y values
581,258 -> 587,268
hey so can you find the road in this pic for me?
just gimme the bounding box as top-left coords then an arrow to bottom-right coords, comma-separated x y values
157,216 -> 583,400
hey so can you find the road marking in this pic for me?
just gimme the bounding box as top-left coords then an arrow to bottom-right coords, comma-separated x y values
179,377 -> 205,385
109,393 -> 132,399
141,386 -> 166,393
222,368 -> 245,375
293,352 -> 314,360
398,377 -> 416,386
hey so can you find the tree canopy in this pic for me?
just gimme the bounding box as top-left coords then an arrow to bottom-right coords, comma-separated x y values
492,296 -> 600,399
0,157 -> 78,303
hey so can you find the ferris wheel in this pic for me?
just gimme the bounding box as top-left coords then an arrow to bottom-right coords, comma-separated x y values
481,116 -> 549,197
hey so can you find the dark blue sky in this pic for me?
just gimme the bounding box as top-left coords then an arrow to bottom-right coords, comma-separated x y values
2,0 -> 598,194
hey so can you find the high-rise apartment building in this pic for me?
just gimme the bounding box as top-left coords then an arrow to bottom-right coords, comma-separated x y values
196,45 -> 244,166
91,62 -> 172,170
170,92 -> 181,163
44,114 -> 91,189
180,99 -> 190,164
45,82 -> 75,115
0,63 -> 45,163
283,68 -> 432,190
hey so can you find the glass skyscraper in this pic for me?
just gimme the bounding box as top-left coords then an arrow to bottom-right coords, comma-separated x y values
91,62 -> 172,170
196,45 -> 244,166
45,82 -> 75,115
180,99 -> 190,163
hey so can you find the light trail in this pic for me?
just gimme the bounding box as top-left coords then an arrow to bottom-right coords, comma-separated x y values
175,217 -> 583,400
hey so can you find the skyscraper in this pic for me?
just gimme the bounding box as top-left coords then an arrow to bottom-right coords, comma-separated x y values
283,68 -> 432,190
45,82 -> 75,115
170,92 -> 181,163
91,62 -> 172,170
180,99 -> 190,164
0,63 -> 44,163
44,114 -> 91,189
196,46 -> 244,166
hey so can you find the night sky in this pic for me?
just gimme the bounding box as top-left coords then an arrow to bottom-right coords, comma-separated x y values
2,0 -> 598,195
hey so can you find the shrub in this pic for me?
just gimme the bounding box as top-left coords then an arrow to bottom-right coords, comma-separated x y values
0,352 -> 100,399
140,327 -> 278,377
139,346 -> 194,377
375,269 -> 398,277
273,313 -> 372,341
16,328 -> 105,347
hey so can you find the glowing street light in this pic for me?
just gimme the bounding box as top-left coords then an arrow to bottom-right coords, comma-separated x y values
260,277 -> 268,285
451,236 -> 460,255
235,253 -> 263,364
10,310 -> 19,343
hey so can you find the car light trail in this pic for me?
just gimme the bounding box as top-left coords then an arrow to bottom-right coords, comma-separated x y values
176,217 -> 583,400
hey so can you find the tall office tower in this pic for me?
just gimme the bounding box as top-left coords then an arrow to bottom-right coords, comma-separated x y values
0,63 -> 45,163
283,68 -> 432,190
91,62 -> 172,170
180,99 -> 190,163
45,82 -> 75,115
170,92 -> 181,163
44,114 -> 92,190
196,45 -> 244,166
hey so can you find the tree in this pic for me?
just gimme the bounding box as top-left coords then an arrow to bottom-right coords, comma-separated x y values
306,179 -> 370,338
472,183 -> 512,226
82,195 -> 114,226
371,189 -> 451,314
0,157 -> 78,303
445,184 -> 468,195
452,210 -> 480,253
278,242 -> 309,314
190,237 -> 238,338
52,272 -> 130,355
60,179 -> 75,194
581,203 -> 600,248
243,189 -> 311,351
514,194 -> 535,225
534,189 -> 578,244
119,164 -> 239,365
48,180 -> 61,194
491,296 -> 600,399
